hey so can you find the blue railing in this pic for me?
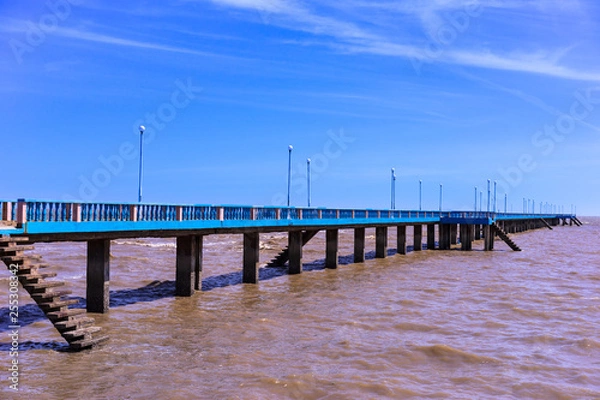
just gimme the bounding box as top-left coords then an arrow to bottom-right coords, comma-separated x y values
0,199 -> 575,227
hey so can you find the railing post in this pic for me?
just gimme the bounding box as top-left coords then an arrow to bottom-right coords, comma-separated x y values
250,208 -> 257,220
298,209 -> 303,220
217,207 -> 224,221
16,199 -> 27,225
336,209 -> 340,219
129,205 -> 138,222
2,202 -> 12,222
351,210 -> 355,219
276,208 -> 281,220
318,209 -> 322,219
176,206 -> 183,221
72,203 -> 82,222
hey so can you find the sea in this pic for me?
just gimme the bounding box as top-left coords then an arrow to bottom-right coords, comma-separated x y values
1,217 -> 599,399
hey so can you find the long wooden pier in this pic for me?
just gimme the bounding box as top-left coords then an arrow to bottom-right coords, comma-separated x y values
0,199 -> 580,350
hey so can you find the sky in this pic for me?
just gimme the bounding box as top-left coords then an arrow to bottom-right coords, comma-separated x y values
1,0 -> 599,215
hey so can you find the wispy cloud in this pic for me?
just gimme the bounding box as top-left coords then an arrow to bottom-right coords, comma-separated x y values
202,0 -> 600,82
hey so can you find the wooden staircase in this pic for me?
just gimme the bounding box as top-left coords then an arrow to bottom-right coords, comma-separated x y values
0,236 -> 108,351
540,218 -> 554,230
266,230 -> 320,267
491,223 -> 521,252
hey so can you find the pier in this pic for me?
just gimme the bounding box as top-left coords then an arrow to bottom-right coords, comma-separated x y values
0,199 -> 581,350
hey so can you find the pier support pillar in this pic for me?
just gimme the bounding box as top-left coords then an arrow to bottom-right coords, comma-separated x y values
439,224 -> 451,250
474,224 -> 481,240
176,236 -> 198,296
326,229 -> 339,269
243,232 -> 260,284
413,225 -> 422,251
450,224 -> 458,245
87,239 -> 110,313
354,227 -> 365,263
483,225 -> 494,251
194,236 -> 203,291
288,231 -> 303,274
460,224 -> 473,251
397,226 -> 407,255
427,224 -> 435,250
375,227 -> 388,258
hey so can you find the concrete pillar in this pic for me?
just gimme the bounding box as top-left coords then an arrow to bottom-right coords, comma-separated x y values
460,224 -> 473,251
354,227 -> 365,263
375,227 -> 388,258
450,224 -> 458,245
243,232 -> 260,284
413,225 -> 422,251
288,231 -> 303,274
176,236 -> 197,296
87,239 -> 110,313
194,235 -> 203,291
439,224 -> 451,250
427,224 -> 435,250
326,229 -> 339,269
483,225 -> 494,251
397,226 -> 407,255
474,224 -> 481,240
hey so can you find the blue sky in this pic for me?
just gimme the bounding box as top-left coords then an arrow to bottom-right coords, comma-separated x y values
2,0 -> 599,215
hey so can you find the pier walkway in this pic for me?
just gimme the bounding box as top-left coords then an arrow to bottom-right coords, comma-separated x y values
0,199 -> 580,350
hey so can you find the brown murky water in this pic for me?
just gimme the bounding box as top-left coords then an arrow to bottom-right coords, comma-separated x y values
1,218 -> 599,399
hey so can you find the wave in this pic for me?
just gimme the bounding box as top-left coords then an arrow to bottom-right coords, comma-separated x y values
413,344 -> 500,364
114,240 -> 175,249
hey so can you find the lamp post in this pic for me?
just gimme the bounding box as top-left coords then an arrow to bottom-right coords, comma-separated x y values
439,184 -> 443,212
474,186 -> 478,212
479,191 -> 482,212
419,180 -> 422,211
391,168 -> 396,210
138,125 -> 145,203
487,179 -> 491,213
287,145 -> 293,207
307,158 -> 311,207
504,193 -> 508,213
493,181 -> 497,213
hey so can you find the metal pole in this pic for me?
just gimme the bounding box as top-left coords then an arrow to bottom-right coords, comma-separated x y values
419,180 -> 422,211
487,179 -> 491,213
493,181 -> 497,213
306,158 -> 311,207
138,125 -> 145,203
474,186 -> 477,212
287,145 -> 293,207
391,168 -> 396,210
504,193 -> 507,213
439,184 -> 443,212
479,191 -> 482,212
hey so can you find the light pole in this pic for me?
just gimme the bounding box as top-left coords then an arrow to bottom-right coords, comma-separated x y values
307,158 -> 311,207
474,186 -> 477,212
487,179 -> 491,213
138,125 -> 145,203
419,180 -> 422,211
493,181 -> 497,213
479,191 -> 482,212
391,168 -> 396,210
287,145 -> 293,207
504,193 -> 508,213
439,184 -> 443,212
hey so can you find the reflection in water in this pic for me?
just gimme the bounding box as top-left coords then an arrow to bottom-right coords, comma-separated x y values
1,220 -> 599,398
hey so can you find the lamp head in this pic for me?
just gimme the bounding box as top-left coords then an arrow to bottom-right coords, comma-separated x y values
139,125 -> 146,133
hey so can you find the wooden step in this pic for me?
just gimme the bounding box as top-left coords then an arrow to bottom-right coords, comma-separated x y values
31,289 -> 73,300
38,299 -> 80,311
55,317 -> 96,332
14,263 -> 51,273
47,308 -> 87,321
0,245 -> 35,254
23,281 -> 65,290
69,335 -> 109,351
61,326 -> 102,340
0,237 -> 29,244
1,254 -> 42,263
17,272 -> 58,281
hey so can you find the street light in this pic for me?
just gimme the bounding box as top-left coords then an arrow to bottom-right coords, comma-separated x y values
439,184 -> 443,212
493,181 -> 497,213
287,145 -> 293,207
487,179 -> 491,213
504,193 -> 508,213
307,158 -> 311,207
391,168 -> 396,210
474,186 -> 477,212
138,125 -> 145,203
419,180 -> 422,211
